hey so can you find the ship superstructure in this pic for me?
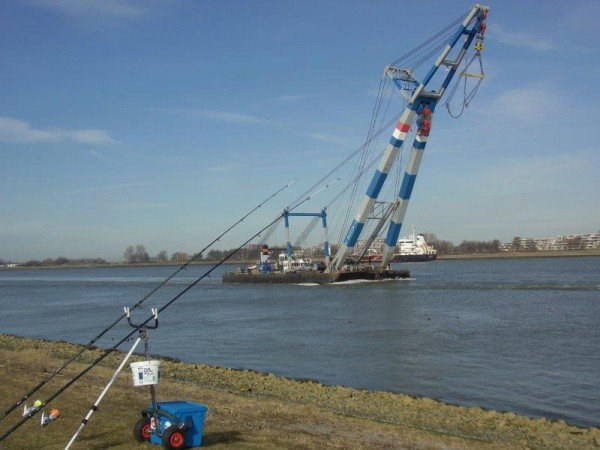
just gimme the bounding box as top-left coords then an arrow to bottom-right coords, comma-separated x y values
394,226 -> 437,262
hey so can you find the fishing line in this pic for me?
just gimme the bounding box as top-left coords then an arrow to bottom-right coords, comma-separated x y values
0,179 -> 296,424
287,111 -> 403,212
0,187 -> 324,442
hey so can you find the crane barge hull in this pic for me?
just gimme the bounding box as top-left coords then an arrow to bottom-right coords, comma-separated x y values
222,268 -> 410,285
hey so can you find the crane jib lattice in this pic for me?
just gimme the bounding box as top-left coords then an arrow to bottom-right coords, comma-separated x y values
331,4 -> 489,270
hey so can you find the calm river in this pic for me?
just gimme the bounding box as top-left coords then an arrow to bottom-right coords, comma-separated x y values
0,257 -> 598,427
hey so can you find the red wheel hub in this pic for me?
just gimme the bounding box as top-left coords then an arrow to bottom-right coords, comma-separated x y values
170,431 -> 184,448
141,423 -> 152,440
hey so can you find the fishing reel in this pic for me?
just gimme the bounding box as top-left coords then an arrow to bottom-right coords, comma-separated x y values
22,399 -> 44,418
40,409 -> 60,427
21,398 -> 60,428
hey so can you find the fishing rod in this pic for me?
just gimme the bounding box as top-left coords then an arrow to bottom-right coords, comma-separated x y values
287,111 -> 403,211
0,188 -> 322,442
64,336 -> 143,450
0,179 -> 296,424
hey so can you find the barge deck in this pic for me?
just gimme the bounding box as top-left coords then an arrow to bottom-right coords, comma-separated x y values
222,268 -> 410,284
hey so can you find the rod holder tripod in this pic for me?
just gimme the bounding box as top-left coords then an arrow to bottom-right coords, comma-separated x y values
125,307 -> 159,329
125,307 -> 160,435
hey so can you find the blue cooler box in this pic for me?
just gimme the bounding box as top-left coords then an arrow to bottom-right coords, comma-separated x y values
149,401 -> 208,447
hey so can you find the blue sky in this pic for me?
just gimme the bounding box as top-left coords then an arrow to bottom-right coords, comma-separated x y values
1,0 -> 599,261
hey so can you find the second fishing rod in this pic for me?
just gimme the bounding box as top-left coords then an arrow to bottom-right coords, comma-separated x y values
0,185 -> 327,442
0,179 -> 296,424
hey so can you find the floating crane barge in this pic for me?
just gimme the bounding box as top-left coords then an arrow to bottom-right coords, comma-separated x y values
223,267 -> 410,285
224,4 -> 489,285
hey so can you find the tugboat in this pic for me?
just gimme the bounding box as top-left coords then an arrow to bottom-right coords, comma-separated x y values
393,226 -> 437,262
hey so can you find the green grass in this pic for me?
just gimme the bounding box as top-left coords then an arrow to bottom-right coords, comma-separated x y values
0,335 -> 598,449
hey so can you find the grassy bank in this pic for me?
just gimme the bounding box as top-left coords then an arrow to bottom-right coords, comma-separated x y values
0,335 -> 598,449
438,249 -> 600,260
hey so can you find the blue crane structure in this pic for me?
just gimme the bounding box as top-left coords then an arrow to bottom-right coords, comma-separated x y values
283,209 -> 330,259
330,3 -> 489,270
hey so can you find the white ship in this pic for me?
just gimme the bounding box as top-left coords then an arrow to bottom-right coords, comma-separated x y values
393,226 -> 437,262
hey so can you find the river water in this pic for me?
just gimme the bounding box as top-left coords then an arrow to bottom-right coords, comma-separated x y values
0,257 -> 598,427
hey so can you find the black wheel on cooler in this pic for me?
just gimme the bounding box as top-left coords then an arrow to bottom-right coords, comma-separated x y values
162,425 -> 185,449
134,417 -> 152,442
162,425 -> 186,449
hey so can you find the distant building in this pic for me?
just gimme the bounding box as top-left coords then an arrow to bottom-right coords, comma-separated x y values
520,238 -> 536,251
504,231 -> 599,251
353,237 -> 385,256
499,242 -> 512,252
534,238 -> 553,251
581,232 -> 600,249
511,237 -> 536,251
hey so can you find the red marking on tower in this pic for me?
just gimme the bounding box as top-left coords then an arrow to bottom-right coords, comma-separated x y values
396,123 -> 410,133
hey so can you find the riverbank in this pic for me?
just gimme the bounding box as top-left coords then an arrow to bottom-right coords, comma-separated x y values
438,249 -> 600,260
0,260 -> 233,270
0,335 -> 597,449
3,249 -> 600,270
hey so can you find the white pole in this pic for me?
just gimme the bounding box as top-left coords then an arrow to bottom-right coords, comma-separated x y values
64,337 -> 142,450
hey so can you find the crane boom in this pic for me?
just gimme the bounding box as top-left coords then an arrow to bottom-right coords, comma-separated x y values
331,3 -> 489,270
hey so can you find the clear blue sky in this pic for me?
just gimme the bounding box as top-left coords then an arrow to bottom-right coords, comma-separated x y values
1,0 -> 598,261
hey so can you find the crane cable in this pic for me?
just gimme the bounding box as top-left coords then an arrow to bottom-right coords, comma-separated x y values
389,12 -> 467,67
445,13 -> 488,118
334,15 -> 468,242
444,51 -> 485,118
338,76 -> 390,244
286,13 -> 469,212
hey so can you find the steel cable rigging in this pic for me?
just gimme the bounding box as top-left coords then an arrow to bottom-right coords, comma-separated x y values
445,52 -> 485,118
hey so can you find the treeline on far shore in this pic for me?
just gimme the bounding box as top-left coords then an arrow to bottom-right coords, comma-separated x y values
422,234 -> 502,255
0,244 -> 265,268
4,237 -> 597,268
121,244 -> 268,264
1,257 -> 108,268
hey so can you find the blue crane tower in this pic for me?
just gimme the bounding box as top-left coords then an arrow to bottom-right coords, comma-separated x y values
331,3 -> 489,270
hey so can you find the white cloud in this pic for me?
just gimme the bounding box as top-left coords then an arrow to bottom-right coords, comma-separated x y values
69,182 -> 150,194
0,116 -> 116,145
194,110 -> 269,125
490,24 -> 554,51
158,108 -> 270,125
107,202 -> 171,210
305,132 -> 348,145
475,154 -> 587,193
27,0 -> 147,19
158,107 -> 348,146
206,162 -> 241,173
272,94 -> 314,102
484,85 -> 563,121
